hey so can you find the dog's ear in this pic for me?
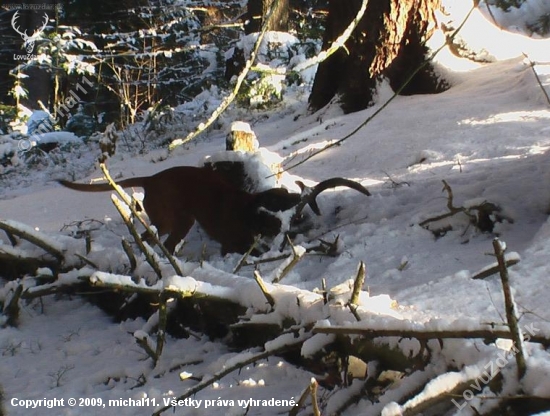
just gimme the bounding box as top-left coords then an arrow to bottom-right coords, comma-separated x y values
254,188 -> 301,212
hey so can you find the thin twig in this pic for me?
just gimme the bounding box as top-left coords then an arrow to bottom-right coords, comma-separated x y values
418,180 -> 474,228
289,382 -> 311,416
135,333 -> 157,363
121,238 -> 137,273
472,257 -> 520,280
155,292 -> 169,363
4,229 -> 17,246
492,239 -> 526,379
290,0 -> 369,75
483,0 -> 500,29
382,170 -> 410,188
311,216 -> 369,241
245,252 -> 290,266
74,253 -> 99,269
346,302 -> 362,322
3,284 -> 23,326
233,234 -> 262,274
442,180 -> 457,212
523,53 -> 550,107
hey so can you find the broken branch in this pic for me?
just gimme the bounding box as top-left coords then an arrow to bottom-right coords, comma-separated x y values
493,238 -> 526,379
111,194 -> 163,280
100,163 -> 183,277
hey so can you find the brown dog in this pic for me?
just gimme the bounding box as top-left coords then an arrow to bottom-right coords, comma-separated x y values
58,166 -> 370,254
59,167 -> 301,254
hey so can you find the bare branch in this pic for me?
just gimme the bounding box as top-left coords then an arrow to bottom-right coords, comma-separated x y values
121,238 -> 137,273
472,256 -> 520,280
270,237 -> 305,283
253,270 -> 275,308
111,194 -> 163,280
100,163 -> 183,276
233,234 -> 262,274
350,261 -> 366,306
310,378 -> 321,416
523,53 -> 550,107
313,325 -> 549,345
293,0 -> 369,76
493,239 -> 526,379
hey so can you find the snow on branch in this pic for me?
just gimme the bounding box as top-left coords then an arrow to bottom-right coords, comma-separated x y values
0,219 -> 65,259
313,320 -> 547,345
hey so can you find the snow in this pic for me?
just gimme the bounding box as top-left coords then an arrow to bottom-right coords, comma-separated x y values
26,111 -> 53,135
31,131 -> 81,145
20,110 -> 82,150
2,6 -> 550,416
90,272 -> 161,290
437,1 -> 550,63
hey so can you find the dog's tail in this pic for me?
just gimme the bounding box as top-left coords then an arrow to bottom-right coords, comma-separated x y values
58,177 -> 145,192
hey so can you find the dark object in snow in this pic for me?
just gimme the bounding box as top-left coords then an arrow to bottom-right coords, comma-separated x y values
36,142 -> 58,153
420,180 -> 514,238
224,46 -> 245,81
58,166 -> 370,254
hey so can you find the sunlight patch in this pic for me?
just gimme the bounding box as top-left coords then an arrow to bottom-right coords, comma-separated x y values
460,110 -> 550,126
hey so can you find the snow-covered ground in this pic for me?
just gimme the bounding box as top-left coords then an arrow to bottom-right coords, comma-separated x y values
2,9 -> 550,416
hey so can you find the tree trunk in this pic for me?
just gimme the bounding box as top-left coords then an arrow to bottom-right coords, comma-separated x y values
225,0 -> 289,80
244,0 -> 289,34
309,0 -> 447,114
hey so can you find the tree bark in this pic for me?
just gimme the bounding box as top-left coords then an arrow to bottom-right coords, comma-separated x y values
309,0 -> 447,114
226,0 -> 290,80
244,0 -> 289,34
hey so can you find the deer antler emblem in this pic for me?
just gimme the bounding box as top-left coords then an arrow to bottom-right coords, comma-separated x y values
11,11 -> 49,54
